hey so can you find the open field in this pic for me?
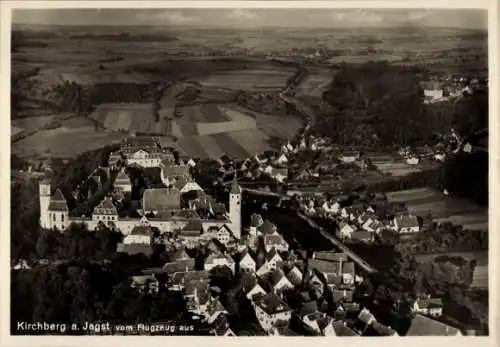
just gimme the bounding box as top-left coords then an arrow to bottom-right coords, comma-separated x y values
12,124 -> 123,158
368,153 -> 439,177
176,129 -> 272,159
414,250 -> 488,289
175,104 -> 230,123
89,103 -> 175,135
294,71 -> 336,98
386,187 -> 488,231
196,69 -> 293,91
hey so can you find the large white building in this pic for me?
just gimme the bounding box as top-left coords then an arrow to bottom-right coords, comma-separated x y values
39,163 -> 242,239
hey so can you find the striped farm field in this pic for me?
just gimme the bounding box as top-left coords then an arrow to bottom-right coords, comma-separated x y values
196,69 -> 294,91
175,103 -> 230,124
386,187 -> 488,231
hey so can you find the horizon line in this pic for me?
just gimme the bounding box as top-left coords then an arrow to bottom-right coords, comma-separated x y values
11,22 -> 488,32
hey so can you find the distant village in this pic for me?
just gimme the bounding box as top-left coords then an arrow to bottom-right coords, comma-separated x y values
23,134 -> 473,336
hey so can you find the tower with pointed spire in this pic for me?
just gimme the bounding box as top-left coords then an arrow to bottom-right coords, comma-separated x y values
229,171 -> 242,239
39,178 -> 51,229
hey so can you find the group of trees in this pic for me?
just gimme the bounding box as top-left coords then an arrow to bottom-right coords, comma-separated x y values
317,61 -> 488,150
11,261 -> 193,334
34,223 -> 123,261
396,224 -> 488,255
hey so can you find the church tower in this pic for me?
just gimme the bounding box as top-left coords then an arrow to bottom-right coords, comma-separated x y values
229,173 -> 242,239
39,179 -> 51,229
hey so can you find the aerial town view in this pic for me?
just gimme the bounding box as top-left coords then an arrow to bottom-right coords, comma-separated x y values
9,7 -> 489,337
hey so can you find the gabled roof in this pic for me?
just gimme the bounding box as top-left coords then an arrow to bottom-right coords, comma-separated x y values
255,293 -> 290,315
270,269 -> 287,287
143,188 -> 180,212
264,234 -> 286,247
95,197 -> 117,211
394,214 -> 419,229
170,271 -> 187,286
250,213 -> 264,228
342,262 -> 355,275
184,270 -> 209,284
48,189 -> 68,211
310,258 -> 336,274
350,231 -> 373,241
206,298 -> 227,317
181,219 -> 203,237
358,308 -> 375,325
314,251 -> 348,263
162,164 -> 190,177
115,171 -> 131,184
184,279 -> 210,297
299,301 -> 318,318
416,296 -> 443,309
258,220 -> 277,235
332,321 -> 360,336
406,314 -> 461,336
241,272 -> 258,292
205,252 -> 234,266
365,321 -> 398,336
230,179 -> 242,195
162,258 -> 195,275
324,273 -> 342,286
169,248 -> 191,262
130,225 -> 153,236
266,248 -> 281,262
117,243 -> 153,256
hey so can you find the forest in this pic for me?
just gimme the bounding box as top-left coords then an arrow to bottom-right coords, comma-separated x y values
318,61 -> 488,148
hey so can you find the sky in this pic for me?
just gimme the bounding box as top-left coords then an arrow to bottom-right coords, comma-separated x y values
12,9 -> 487,30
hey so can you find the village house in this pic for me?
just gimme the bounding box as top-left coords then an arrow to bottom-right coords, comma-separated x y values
242,273 -> 267,301
205,298 -> 228,324
179,219 -> 204,248
263,233 -> 289,252
298,301 -> 326,334
350,230 -> 375,243
131,274 -> 159,294
338,151 -> 360,163
406,155 -> 420,165
204,252 -> 236,274
114,171 -> 132,192
210,314 -> 236,336
393,214 -> 420,233
285,265 -> 304,287
406,314 -> 462,336
122,225 -> 152,244
412,294 -> 444,317
256,248 -> 284,277
269,269 -> 294,293
338,221 -> 357,239
92,197 -> 118,223
239,248 -> 257,273
363,321 -> 398,337
257,219 -> 278,236
254,293 -> 293,333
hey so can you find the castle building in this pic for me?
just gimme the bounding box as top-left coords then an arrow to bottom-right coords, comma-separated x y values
38,171 -> 243,239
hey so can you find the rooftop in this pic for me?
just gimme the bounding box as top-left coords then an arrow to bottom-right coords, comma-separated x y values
255,293 -> 290,316
405,314 -> 461,336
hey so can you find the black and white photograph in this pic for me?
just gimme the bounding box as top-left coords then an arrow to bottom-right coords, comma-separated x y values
5,2 -> 493,340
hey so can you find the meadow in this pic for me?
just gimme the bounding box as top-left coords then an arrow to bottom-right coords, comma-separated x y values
386,187 -> 488,231
196,69 -> 294,91
12,116 -> 123,158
